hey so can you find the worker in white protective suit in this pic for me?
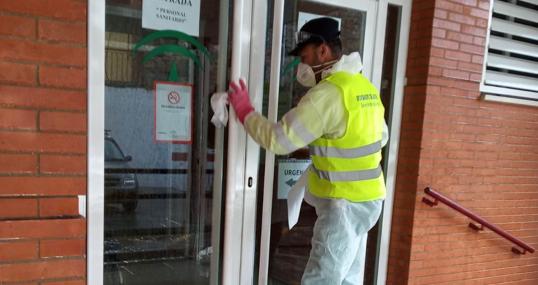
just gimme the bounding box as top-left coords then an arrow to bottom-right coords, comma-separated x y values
228,17 -> 388,285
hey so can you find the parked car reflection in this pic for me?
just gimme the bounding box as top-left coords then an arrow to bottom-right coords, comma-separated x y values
105,130 -> 139,212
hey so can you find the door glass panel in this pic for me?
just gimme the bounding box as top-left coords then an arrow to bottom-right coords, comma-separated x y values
103,0 -> 228,284
255,1 -> 368,284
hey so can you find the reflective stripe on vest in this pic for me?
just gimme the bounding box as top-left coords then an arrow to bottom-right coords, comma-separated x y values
309,140 -> 382,158
312,165 -> 382,182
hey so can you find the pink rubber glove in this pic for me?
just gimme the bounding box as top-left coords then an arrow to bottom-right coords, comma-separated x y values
228,79 -> 254,124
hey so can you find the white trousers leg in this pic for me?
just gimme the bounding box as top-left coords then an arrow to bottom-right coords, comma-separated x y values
301,199 -> 382,285
342,233 -> 368,285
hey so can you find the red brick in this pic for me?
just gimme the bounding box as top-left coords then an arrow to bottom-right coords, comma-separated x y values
473,36 -> 485,45
0,198 -> 37,219
451,0 -> 477,7
476,18 -> 488,28
467,6 -> 490,19
0,218 -> 85,239
0,61 -> 36,85
409,56 -> 430,68
0,86 -> 86,111
39,197 -> 79,217
39,111 -> 86,132
407,74 -> 428,85
470,73 -> 482,82
38,19 -> 86,44
0,108 -> 36,130
471,55 -> 483,64
430,57 -> 458,69
430,47 -> 445,57
39,66 -> 86,89
446,31 -> 474,44
413,36 -> 435,48
432,75 -> 468,88
458,62 -> 483,73
445,50 -> 471,62
0,153 -> 36,173
0,177 -> 86,196
40,238 -> 85,258
432,19 -> 461,32
460,43 -> 485,55
0,0 -> 86,21
429,66 -> 443,76
448,12 -> 475,25
0,131 -> 86,153
431,28 -> 446,38
0,14 -> 35,38
478,0 -> 490,10
412,0 -> 436,12
0,241 -> 38,261
436,0 -> 464,13
40,154 -> 86,174
0,39 -> 86,67
431,38 -> 459,50
434,9 -> 448,19
461,24 -> 487,37
0,258 -> 85,282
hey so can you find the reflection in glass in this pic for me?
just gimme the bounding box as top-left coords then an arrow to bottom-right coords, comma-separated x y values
105,137 -> 128,161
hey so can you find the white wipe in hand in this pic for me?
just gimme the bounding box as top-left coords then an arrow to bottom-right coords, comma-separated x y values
210,92 -> 229,128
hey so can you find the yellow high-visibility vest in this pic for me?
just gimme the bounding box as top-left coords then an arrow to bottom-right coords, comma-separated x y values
308,71 -> 386,202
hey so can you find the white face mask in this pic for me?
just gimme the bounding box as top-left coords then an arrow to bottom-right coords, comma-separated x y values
296,60 -> 337,88
296,62 -> 317,87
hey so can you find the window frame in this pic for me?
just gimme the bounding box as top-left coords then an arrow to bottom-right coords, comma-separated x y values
480,0 -> 538,107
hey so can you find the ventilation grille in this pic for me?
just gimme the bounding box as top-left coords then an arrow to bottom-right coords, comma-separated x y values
482,0 -> 538,105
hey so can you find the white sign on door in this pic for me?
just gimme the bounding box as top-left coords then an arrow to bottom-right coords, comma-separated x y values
277,159 -> 311,199
142,0 -> 201,37
154,81 -> 192,143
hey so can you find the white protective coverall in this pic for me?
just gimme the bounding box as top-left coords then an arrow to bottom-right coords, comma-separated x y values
243,52 -> 387,284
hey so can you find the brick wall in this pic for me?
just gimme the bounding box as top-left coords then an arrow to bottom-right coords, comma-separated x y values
388,0 -> 538,284
0,1 -> 87,284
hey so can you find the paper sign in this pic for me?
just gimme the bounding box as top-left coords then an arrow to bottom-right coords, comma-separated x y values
142,0 -> 201,37
277,159 -> 311,199
297,12 -> 341,30
154,81 -> 192,143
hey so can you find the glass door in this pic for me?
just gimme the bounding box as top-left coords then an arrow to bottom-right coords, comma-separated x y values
100,0 -> 232,284
248,0 -> 406,284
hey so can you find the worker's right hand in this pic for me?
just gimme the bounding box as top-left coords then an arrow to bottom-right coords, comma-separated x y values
228,79 -> 254,124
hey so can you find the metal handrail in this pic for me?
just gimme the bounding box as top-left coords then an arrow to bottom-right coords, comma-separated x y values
422,187 -> 535,255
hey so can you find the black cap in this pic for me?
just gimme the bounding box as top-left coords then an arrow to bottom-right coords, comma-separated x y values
289,17 -> 340,56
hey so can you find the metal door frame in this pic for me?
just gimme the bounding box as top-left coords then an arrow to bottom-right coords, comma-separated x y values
87,0 -> 105,283
371,1 -> 412,284
220,0 -> 255,284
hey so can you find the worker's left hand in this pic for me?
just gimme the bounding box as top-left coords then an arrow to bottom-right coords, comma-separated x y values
228,79 -> 254,124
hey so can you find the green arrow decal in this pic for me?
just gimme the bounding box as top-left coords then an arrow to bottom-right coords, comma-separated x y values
133,30 -> 211,60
